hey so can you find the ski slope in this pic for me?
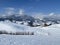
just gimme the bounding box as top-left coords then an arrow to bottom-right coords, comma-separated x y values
0,21 -> 60,45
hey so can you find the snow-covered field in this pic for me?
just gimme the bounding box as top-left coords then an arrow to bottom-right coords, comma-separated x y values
0,21 -> 60,45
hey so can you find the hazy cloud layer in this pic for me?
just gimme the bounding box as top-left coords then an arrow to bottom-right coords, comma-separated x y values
4,7 -> 15,15
2,8 -> 25,16
19,9 -> 25,15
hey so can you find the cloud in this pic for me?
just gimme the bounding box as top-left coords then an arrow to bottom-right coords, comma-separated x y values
4,7 -> 15,15
19,9 -> 25,15
49,12 -> 54,16
4,8 -> 25,15
32,12 -> 45,20
5,8 -> 15,10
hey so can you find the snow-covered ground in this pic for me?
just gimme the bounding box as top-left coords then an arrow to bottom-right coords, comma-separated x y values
0,21 -> 60,45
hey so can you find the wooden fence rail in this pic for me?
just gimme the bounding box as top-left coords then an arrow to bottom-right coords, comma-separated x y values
0,31 -> 34,35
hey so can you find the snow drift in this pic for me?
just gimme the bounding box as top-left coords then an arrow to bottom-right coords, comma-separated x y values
0,21 -> 34,35
0,21 -> 60,45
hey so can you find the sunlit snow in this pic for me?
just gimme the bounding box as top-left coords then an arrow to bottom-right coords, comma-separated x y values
0,21 -> 60,45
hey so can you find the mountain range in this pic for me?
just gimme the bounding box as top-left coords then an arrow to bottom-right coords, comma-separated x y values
0,14 -> 60,27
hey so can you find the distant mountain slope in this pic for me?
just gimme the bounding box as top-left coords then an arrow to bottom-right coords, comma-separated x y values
0,14 -> 60,27
0,14 -> 35,22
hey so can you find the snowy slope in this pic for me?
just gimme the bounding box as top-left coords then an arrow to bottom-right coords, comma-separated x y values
0,21 -> 60,45
0,21 -> 32,32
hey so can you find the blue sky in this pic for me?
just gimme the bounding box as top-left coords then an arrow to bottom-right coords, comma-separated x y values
0,0 -> 60,15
